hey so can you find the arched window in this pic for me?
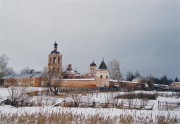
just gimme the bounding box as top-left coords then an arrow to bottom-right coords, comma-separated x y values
53,57 -> 56,63
100,75 -> 102,78
58,58 -> 60,64
53,67 -> 55,71
106,76 -> 108,79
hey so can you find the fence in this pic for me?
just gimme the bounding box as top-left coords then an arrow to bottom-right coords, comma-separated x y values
158,101 -> 180,111
55,100 -> 154,110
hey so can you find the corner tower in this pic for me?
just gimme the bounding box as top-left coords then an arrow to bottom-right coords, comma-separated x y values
96,59 -> 109,79
48,42 -> 62,74
95,58 -> 109,87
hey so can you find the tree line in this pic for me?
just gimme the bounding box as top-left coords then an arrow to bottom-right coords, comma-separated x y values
107,59 -> 177,85
0,54 -> 178,85
126,71 -> 175,85
0,54 -> 38,78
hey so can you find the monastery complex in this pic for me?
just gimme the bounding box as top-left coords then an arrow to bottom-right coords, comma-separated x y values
3,42 -> 110,88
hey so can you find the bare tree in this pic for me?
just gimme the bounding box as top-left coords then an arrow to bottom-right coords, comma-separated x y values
134,70 -> 141,78
0,54 -> 8,73
107,59 -> 122,81
126,71 -> 134,81
7,86 -> 32,107
4,67 -> 15,75
0,54 -> 15,78
20,67 -> 34,74
66,94 -> 83,107
42,67 -> 62,96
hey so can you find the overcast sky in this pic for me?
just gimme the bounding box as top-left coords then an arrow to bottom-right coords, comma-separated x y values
0,0 -> 180,79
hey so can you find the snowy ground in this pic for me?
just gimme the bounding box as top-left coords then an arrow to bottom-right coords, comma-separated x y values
0,87 -> 180,123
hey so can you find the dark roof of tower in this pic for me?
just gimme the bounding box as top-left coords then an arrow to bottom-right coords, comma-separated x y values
51,50 -> 60,54
98,59 -> 107,69
51,42 -> 60,54
90,61 -> 96,66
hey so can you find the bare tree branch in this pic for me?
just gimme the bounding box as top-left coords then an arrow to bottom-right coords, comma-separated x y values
7,86 -> 32,107
42,67 -> 63,96
20,67 -> 34,74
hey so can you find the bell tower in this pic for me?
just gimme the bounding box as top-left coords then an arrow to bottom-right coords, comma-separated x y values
48,42 -> 62,74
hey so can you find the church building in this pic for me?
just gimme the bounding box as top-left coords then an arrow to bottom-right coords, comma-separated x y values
47,42 -> 110,88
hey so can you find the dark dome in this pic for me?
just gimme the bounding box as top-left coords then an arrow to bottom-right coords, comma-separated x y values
54,42 -> 58,48
90,61 -> 96,66
51,42 -> 60,54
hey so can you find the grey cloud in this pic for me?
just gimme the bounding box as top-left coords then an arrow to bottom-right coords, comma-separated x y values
0,0 -> 180,78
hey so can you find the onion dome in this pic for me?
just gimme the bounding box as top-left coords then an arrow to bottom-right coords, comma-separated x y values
90,61 -> 96,66
54,42 -> 58,48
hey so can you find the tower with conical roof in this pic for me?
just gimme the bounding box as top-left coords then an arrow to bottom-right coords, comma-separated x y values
98,58 -> 107,70
48,42 -> 62,74
96,58 -> 109,79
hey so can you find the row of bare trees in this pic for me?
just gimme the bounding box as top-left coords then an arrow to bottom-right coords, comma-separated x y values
1,87 -> 32,107
0,55 -> 35,77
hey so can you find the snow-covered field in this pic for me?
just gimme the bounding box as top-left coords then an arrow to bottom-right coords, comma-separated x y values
0,87 -> 180,123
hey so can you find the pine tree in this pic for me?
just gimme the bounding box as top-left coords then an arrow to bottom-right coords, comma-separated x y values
175,77 -> 179,82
